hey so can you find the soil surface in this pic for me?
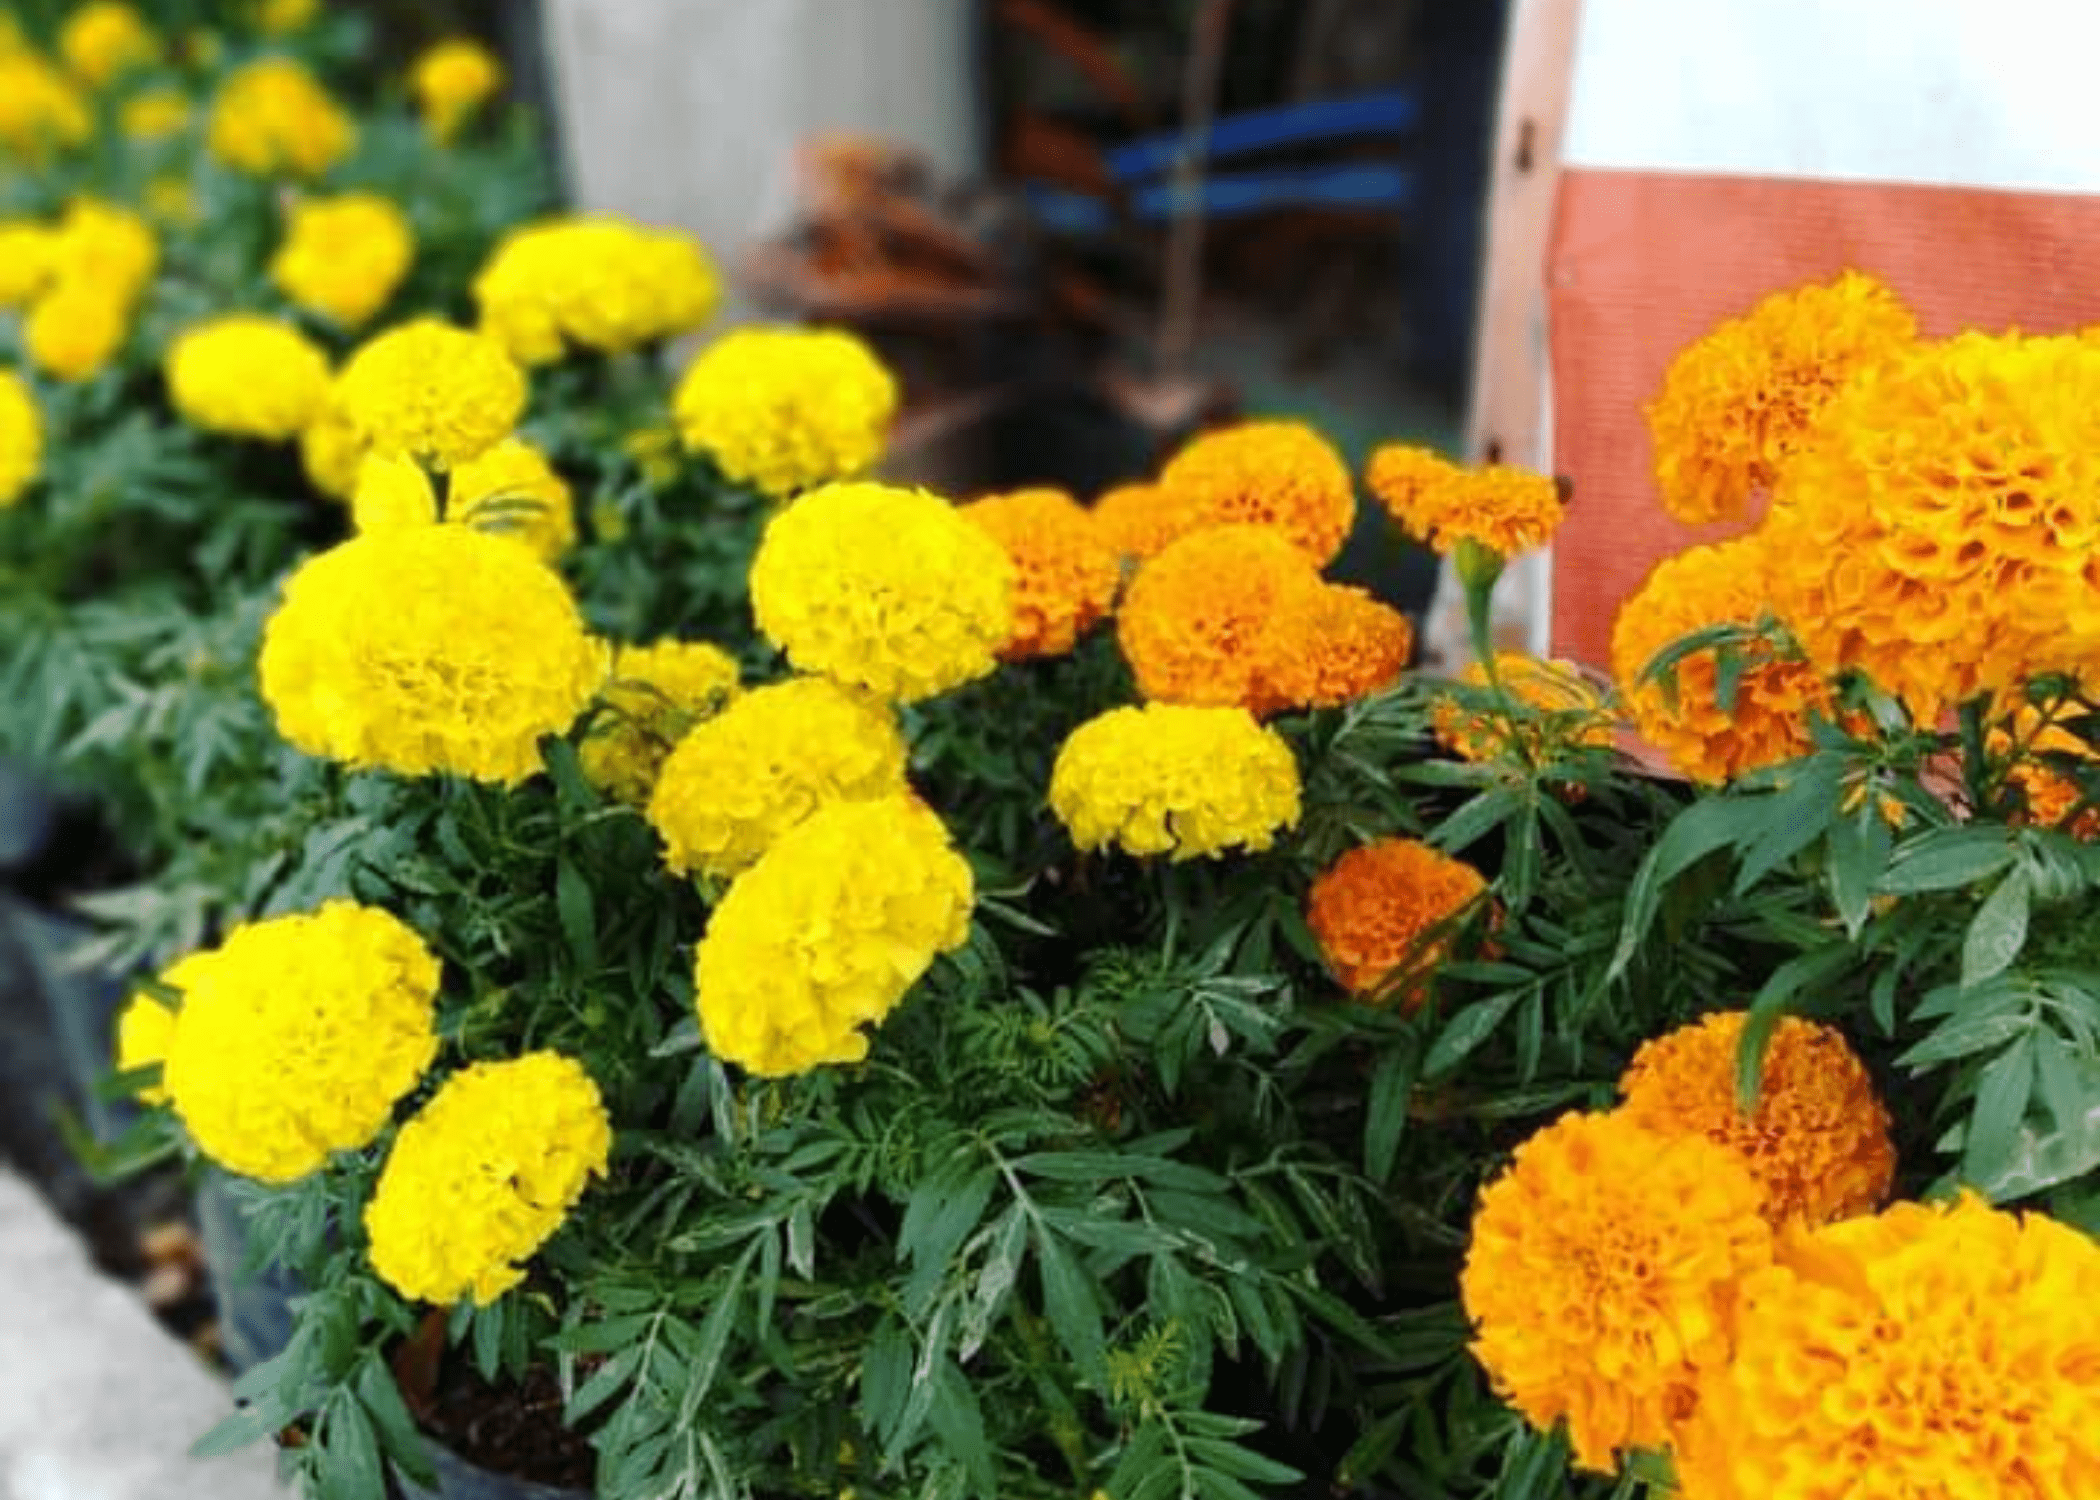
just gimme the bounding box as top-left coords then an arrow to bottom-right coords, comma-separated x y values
418,1358 -> 599,1492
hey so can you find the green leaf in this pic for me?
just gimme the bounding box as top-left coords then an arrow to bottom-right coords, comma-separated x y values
1611,797 -> 1767,977
927,1361 -> 996,1495
318,1393 -> 384,1500
1877,827 -> 2016,894
564,1344 -> 644,1425
471,1301 -> 504,1384
900,1154 -> 998,1317
1424,988 -> 1527,1079
1963,1036 -> 2035,1188
1962,868 -> 2031,985
556,857 -> 599,972
189,1404 -> 278,1459
1035,1227 -> 1107,1382
355,1355 -> 433,1485
1734,759 -> 1845,891
1363,1037 -> 1420,1183
1899,1006 -> 2033,1068
1428,786 -> 1522,854
1973,1040 -> 2100,1200
1826,802 -> 1893,937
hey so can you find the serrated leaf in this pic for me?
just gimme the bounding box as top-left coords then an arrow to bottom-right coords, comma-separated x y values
1963,1036 -> 2035,1188
1877,827 -> 2016,894
1962,868 -> 2031,985
1035,1228 -> 1106,1381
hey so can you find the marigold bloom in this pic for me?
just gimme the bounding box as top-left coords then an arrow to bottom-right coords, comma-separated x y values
165,315 -> 331,440
449,437 -> 576,561
0,223 -> 57,306
335,318 -> 526,470
1050,702 -> 1301,860
1675,1193 -> 2100,1499
1434,653 -> 1615,764
1611,538 -> 1828,783
113,955 -> 202,1108
24,282 -> 129,382
159,903 -> 441,1184
1461,1111 -> 1774,1473
410,38 -> 503,143
959,488 -> 1122,659
1116,524 -> 1325,711
1647,271 -> 1916,526
366,1052 -> 611,1306
1619,1011 -> 1895,1228
271,193 -> 415,329
1994,711 -> 2100,839
1260,584 -> 1413,713
1306,838 -> 1489,1004
474,216 -> 720,364
49,197 -> 157,298
579,638 -> 742,807
207,57 -> 355,177
1091,481 -> 1190,561
750,481 -> 1013,702
1157,419 -> 1356,565
259,526 -> 605,784
648,677 -> 907,879
0,369 -> 41,507
119,88 -> 189,141
59,3 -> 158,84
300,390 -> 366,499
673,326 -> 898,497
348,452 -> 439,534
1368,446 -> 1564,558
694,795 -> 974,1076
0,50 -> 91,161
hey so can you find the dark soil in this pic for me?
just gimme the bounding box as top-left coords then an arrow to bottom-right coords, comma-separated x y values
418,1358 -> 598,1493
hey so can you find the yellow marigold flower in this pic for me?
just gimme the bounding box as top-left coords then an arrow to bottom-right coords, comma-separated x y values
0,368 -> 42,507
1368,446 -> 1564,559
119,88 -> 189,141
335,318 -> 526,470
1260,584 -> 1414,713
1306,838 -> 1489,1004
958,487 -> 1121,660
1611,537 -> 1828,784
165,314 -> 331,440
160,903 -> 441,1184
673,326 -> 898,497
271,193 -> 415,329
255,0 -> 319,36
1619,1011 -> 1895,1228
59,3 -> 158,85
410,37 -> 504,143
694,795 -> 973,1077
49,197 -> 156,302
143,176 -> 198,228
647,677 -> 907,879
300,389 -> 366,499
348,452 -> 439,534
0,222 -> 57,306
1115,524 -> 1325,712
473,216 -> 720,365
1647,270 -> 1916,526
1091,481 -> 1190,561
1433,654 -> 1615,764
207,56 -> 355,177
365,1052 -> 611,1306
114,959 -> 196,1107
1675,1193 -> 2100,1500
448,438 -> 575,561
1993,710 -> 2100,839
24,282 -> 129,382
0,50 -> 92,161
750,481 -> 1014,702
1460,1111 -> 1774,1473
1157,419 -> 1357,566
258,526 -> 606,784
1050,702 -> 1301,860
579,638 -> 742,807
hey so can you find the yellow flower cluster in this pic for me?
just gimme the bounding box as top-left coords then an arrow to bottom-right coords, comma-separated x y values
334,318 -> 526,470
579,638 -> 742,807
673,326 -> 898,497
58,2 -> 158,86
1433,654 -> 1616,765
1611,537 -> 1828,783
1306,838 -> 1489,1005
207,56 -> 356,178
1646,270 -> 1915,526
1156,419 -> 1357,566
0,47 -> 91,161
259,525 -> 605,783
271,193 -> 416,329
750,481 -> 1014,702
1050,702 -> 1301,860
474,216 -> 720,365
365,1052 -> 611,1305
14,199 -> 158,382
0,368 -> 41,508
124,903 -> 440,1183
693,795 -> 974,1076
1618,1011 -> 1895,1227
349,442 -> 577,562
647,677 -> 907,880
120,88 -> 191,141
165,315 -> 332,441
410,37 -> 504,143
958,488 -> 1122,659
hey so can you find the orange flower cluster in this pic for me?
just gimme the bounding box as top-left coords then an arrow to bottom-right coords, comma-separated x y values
1366,444 -> 1563,558
1156,419 -> 1356,565
1305,837 -> 1488,1004
1090,481 -> 1185,563
1644,270 -> 1916,525
1433,654 -> 1615,765
1992,709 -> 2100,839
958,488 -> 1121,660
1610,537 -> 1829,783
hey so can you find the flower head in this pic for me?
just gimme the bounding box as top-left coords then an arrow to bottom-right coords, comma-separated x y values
165,315 -> 331,441
474,216 -> 720,364
694,795 -> 974,1076
1646,271 -> 1916,525
410,37 -> 503,142
959,488 -> 1121,659
1306,838 -> 1489,1004
1460,1111 -> 1774,1473
0,368 -> 42,507
1619,1011 -> 1895,1227
49,197 -> 157,299
60,4 -> 158,85
120,88 -> 189,141
24,282 -> 129,382
158,903 -> 441,1183
750,481 -> 1014,701
673,326 -> 897,496
0,50 -> 91,161
0,222 -> 57,306
1091,481 -> 1189,562
271,193 -> 415,329
1368,446 -> 1564,558
449,437 -> 576,561
335,318 -> 526,470
648,677 -> 907,879
366,1052 -> 611,1305
349,452 -> 440,534
258,525 -> 605,784
300,389 -> 366,499
1433,654 -> 1615,764
1116,524 -> 1323,712
579,638 -> 741,807
208,56 -> 355,177
1050,702 -> 1301,860
1994,709 -> 2100,839
1158,419 -> 1356,565
1259,584 -> 1413,712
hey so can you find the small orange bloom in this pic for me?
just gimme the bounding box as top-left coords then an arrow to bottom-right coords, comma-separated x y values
1367,446 -> 1563,558
1091,480 -> 1190,562
959,487 -> 1121,659
1116,524 -> 1324,710
1305,837 -> 1488,1004
1158,419 -> 1356,566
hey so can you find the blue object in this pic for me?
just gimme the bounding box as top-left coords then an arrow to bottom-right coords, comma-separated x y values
1101,89 -> 1419,182
1025,162 -> 1414,233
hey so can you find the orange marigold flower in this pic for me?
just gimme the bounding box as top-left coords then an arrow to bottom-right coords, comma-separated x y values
1116,524 -> 1324,711
1091,481 -> 1190,562
959,487 -> 1122,660
1645,270 -> 1916,526
1306,837 -> 1488,1004
1461,1111 -> 1773,1474
1991,709 -> 2100,839
1433,654 -> 1615,764
1367,446 -> 1563,558
1158,419 -> 1356,566
1675,1193 -> 2100,1500
1260,585 -> 1412,714
1618,1011 -> 1895,1228
1611,537 -> 1829,783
